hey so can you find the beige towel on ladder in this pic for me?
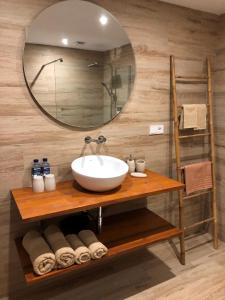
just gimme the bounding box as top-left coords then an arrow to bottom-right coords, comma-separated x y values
195,104 -> 207,130
66,234 -> 91,264
78,230 -> 108,259
22,230 -> 56,275
184,161 -> 213,195
179,104 -> 198,129
44,225 -> 75,268
179,104 -> 207,130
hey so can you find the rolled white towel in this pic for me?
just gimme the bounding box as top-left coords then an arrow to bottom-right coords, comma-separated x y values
22,230 -> 56,276
78,230 -> 108,260
44,225 -> 75,268
66,234 -> 91,264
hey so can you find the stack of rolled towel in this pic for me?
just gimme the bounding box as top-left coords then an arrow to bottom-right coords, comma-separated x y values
78,230 -> 108,260
22,230 -> 56,276
22,225 -> 108,276
44,225 -> 75,269
66,234 -> 91,265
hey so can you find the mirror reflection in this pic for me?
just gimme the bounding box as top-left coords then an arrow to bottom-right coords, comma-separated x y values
23,0 -> 136,129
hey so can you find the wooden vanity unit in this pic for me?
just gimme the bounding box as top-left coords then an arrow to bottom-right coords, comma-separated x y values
11,169 -> 184,284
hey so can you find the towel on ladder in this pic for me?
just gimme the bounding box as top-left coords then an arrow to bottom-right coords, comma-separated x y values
184,161 -> 213,195
179,104 -> 207,130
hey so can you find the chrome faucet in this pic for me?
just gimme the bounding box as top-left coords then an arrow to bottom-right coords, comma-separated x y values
84,135 -> 107,144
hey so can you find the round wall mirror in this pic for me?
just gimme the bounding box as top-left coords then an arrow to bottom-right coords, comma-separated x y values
23,0 -> 136,129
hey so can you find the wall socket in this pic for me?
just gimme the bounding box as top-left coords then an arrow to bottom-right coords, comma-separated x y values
149,124 -> 164,135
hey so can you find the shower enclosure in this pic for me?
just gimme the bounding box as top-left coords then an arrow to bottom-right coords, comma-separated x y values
24,44 -> 135,128
54,60 -> 134,127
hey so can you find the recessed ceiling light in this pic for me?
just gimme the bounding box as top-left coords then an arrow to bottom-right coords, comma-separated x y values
62,38 -> 68,45
99,15 -> 108,26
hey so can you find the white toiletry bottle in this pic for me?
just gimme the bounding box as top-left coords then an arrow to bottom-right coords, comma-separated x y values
32,175 -> 45,193
44,174 -> 56,192
127,155 -> 135,173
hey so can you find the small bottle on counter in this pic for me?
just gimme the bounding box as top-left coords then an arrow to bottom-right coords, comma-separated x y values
32,159 -> 42,176
42,158 -> 51,176
44,174 -> 56,192
32,175 -> 45,193
127,154 -> 135,174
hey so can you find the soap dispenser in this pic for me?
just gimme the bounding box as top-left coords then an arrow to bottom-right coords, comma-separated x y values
127,155 -> 135,174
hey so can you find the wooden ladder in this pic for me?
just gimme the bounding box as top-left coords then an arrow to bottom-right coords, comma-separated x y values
170,55 -> 218,265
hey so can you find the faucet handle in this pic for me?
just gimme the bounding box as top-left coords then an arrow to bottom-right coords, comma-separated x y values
84,135 -> 106,144
84,136 -> 92,144
98,135 -> 107,144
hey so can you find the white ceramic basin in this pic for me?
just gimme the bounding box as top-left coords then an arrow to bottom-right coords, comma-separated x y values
71,155 -> 128,192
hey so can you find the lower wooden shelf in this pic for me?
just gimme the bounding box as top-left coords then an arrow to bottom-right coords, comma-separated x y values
15,208 -> 182,284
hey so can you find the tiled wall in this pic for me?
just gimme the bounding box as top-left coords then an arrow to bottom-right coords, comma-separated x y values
24,43 -> 135,128
103,43 -> 135,122
215,14 -> 225,240
24,43 -> 105,127
0,0 -> 219,298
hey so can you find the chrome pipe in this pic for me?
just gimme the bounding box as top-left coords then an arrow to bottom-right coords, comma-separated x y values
98,206 -> 103,233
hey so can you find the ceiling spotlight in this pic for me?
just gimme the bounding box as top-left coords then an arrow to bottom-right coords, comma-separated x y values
99,15 -> 108,26
62,38 -> 68,45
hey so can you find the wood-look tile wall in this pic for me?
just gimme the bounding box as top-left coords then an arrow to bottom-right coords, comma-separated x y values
103,43 -> 135,121
24,42 -> 135,127
215,14 -> 225,241
0,0 -> 219,298
24,43 -> 105,127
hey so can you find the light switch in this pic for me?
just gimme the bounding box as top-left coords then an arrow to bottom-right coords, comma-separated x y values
149,124 -> 164,135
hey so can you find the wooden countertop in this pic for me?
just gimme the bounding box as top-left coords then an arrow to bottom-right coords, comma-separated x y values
11,169 -> 184,222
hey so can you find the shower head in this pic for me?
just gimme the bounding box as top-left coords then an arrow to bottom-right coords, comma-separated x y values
88,62 -> 99,68
59,58 -> 63,62
111,74 -> 122,89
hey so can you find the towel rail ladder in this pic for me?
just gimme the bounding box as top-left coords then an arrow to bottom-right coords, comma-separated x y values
170,55 -> 218,265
